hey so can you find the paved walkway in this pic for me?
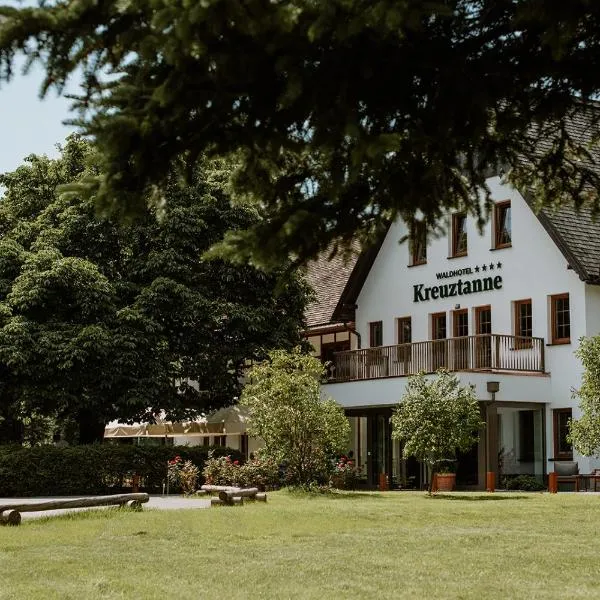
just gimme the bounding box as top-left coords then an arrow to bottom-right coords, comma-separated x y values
0,495 -> 211,521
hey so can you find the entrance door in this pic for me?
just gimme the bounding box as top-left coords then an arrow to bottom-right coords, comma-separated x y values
452,309 -> 469,370
475,306 -> 492,368
431,312 -> 447,371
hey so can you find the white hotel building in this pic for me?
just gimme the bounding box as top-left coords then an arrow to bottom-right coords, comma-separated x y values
306,175 -> 600,490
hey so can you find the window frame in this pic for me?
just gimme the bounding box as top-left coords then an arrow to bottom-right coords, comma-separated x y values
494,200 -> 512,249
369,321 -> 383,348
451,213 -> 468,257
397,317 -> 412,345
452,308 -> 469,338
410,221 -> 427,266
514,299 -> 533,348
431,312 -> 447,340
550,293 -> 571,345
553,408 -> 573,460
475,305 -> 492,335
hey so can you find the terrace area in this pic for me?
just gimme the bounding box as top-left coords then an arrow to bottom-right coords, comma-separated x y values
329,334 -> 545,382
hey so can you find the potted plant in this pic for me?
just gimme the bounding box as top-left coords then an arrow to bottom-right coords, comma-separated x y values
391,369 -> 485,494
433,460 -> 457,492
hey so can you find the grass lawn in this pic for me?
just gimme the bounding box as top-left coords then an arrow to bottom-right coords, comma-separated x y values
1,491 -> 600,599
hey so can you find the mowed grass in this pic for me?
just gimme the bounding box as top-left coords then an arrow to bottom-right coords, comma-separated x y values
1,491 -> 600,600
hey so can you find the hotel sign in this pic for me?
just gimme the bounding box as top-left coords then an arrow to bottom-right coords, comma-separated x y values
413,262 -> 503,303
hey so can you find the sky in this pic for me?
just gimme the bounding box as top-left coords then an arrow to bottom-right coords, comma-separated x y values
0,58 -> 78,175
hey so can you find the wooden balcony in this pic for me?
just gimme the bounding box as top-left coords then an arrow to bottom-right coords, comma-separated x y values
330,334 -> 545,383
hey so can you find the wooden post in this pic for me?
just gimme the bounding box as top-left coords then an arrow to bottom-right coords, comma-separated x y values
0,510 -> 21,526
132,474 -> 141,493
486,471 -> 495,492
548,471 -> 558,494
378,473 -> 388,491
255,493 -> 267,502
211,497 -> 243,507
218,488 -> 259,503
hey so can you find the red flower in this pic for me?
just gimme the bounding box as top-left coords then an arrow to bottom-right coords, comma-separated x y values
233,460 -> 239,466
348,461 -> 354,467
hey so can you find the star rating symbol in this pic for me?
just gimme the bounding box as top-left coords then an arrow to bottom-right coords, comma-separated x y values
496,262 -> 502,269
481,264 -> 487,272
475,265 -> 480,273
489,263 -> 495,270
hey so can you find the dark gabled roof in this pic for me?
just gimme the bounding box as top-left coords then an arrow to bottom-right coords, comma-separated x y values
528,105 -> 600,283
304,235 -> 388,328
304,245 -> 360,328
538,204 -> 600,283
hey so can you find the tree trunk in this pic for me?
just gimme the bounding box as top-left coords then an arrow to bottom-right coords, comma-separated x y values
77,409 -> 106,444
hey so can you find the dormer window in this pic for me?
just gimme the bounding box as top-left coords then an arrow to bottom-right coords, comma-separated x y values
410,221 -> 427,266
494,201 -> 512,248
451,213 -> 468,257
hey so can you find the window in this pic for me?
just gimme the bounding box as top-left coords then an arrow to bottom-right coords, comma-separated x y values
452,309 -> 469,369
431,313 -> 447,370
453,309 -> 469,337
553,408 -> 573,460
369,321 -> 383,347
451,213 -> 468,257
514,299 -> 532,338
410,221 -> 427,265
397,317 -> 412,345
514,299 -> 532,348
551,293 -> 570,344
396,317 -> 412,368
475,306 -> 492,336
475,306 -> 492,368
494,201 -> 512,248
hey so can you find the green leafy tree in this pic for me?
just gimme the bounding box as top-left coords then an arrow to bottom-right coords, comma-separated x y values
569,336 -> 600,457
240,348 -> 350,486
0,137 -> 310,444
391,370 -> 484,493
0,1 -> 599,266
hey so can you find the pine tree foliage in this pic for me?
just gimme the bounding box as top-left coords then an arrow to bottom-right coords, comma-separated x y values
1,1 -> 600,266
0,136 -> 310,443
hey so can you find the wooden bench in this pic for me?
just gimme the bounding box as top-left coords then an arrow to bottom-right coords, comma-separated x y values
200,485 -> 267,506
0,493 -> 149,526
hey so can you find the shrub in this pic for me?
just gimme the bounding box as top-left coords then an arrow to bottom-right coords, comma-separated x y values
167,456 -> 200,495
391,369 -> 484,494
502,474 -> 546,492
0,444 -> 242,496
202,451 -> 279,490
329,456 -> 361,490
240,349 -> 350,486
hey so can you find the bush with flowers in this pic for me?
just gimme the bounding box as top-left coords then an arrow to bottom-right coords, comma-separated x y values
167,455 -> 200,495
329,455 -> 361,490
202,450 -> 279,490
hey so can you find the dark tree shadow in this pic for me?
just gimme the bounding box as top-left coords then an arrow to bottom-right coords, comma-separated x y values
428,493 -> 531,501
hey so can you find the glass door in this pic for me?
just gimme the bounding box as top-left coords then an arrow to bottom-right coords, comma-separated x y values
475,306 -> 492,368
453,309 -> 469,370
431,312 -> 447,370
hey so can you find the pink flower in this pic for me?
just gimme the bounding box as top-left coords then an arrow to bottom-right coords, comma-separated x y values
233,460 -> 239,466
348,461 -> 354,466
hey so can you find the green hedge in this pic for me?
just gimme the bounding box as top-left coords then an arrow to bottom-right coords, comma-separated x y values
0,444 -> 243,497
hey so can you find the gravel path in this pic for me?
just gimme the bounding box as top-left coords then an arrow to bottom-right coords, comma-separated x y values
0,495 -> 211,521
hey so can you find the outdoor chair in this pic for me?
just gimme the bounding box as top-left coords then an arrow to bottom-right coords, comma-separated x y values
554,461 -> 580,491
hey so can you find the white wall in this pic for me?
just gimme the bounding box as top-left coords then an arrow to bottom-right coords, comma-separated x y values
324,176 -> 600,471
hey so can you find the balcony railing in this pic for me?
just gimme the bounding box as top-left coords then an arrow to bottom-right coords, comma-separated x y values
330,334 -> 545,383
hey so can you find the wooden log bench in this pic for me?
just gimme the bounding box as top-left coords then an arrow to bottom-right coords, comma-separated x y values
201,485 -> 267,506
0,493 -> 150,526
